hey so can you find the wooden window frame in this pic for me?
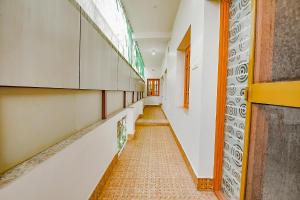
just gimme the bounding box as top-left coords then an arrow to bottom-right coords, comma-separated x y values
147,79 -> 160,96
184,45 -> 191,108
178,26 -> 191,109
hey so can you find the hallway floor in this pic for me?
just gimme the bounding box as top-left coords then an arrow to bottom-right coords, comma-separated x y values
135,106 -> 169,126
99,106 -> 217,200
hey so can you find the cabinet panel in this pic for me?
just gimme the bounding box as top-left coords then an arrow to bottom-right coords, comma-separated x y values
130,68 -> 145,92
0,0 -> 80,88
80,16 -> 118,90
101,46 -> 118,90
129,69 -> 136,91
80,16 -> 105,89
137,80 -> 145,92
117,59 -> 130,91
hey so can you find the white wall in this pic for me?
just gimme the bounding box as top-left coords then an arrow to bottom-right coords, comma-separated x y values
144,96 -> 162,105
126,101 -> 144,135
0,101 -> 143,200
161,0 -> 220,178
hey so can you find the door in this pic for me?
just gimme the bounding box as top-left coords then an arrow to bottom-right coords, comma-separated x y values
245,0 -> 300,199
214,0 -> 300,200
214,0 -> 255,199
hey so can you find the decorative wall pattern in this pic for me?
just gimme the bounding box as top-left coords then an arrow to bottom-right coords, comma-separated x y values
221,0 -> 252,199
117,117 -> 127,153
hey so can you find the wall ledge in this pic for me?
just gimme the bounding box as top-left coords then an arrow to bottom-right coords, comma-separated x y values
0,100 -> 143,189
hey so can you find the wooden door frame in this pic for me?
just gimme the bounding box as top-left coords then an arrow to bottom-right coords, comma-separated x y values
213,0 -> 229,198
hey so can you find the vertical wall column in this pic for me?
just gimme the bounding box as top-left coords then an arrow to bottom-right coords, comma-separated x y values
102,90 -> 107,119
123,91 -> 126,108
132,91 -> 134,103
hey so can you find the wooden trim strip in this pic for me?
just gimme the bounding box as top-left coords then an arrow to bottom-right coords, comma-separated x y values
102,90 -> 107,120
240,0 -> 257,199
123,91 -> 126,108
215,190 -> 226,200
89,154 -> 118,200
184,45 -> 191,108
132,91 -> 134,103
178,26 -> 191,51
213,0 -> 229,193
249,81 -> 300,108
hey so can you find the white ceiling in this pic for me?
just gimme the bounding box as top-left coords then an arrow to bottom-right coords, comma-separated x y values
122,0 -> 180,70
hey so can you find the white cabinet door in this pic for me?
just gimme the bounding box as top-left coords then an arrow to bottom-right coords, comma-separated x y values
0,0 -> 80,88
80,16 -> 118,90
117,59 -> 130,91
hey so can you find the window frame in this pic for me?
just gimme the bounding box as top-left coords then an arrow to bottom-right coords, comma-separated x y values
147,79 -> 160,96
178,26 -> 191,109
184,45 -> 191,108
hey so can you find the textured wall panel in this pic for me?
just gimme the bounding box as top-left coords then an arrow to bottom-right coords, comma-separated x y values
253,105 -> 300,200
271,0 -> 300,81
221,0 -> 253,199
0,0 -> 80,88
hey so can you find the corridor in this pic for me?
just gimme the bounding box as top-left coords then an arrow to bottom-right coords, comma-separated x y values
98,106 -> 216,200
0,0 -> 299,200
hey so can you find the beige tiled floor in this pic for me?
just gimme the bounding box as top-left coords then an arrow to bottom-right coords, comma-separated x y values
99,106 -> 217,200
